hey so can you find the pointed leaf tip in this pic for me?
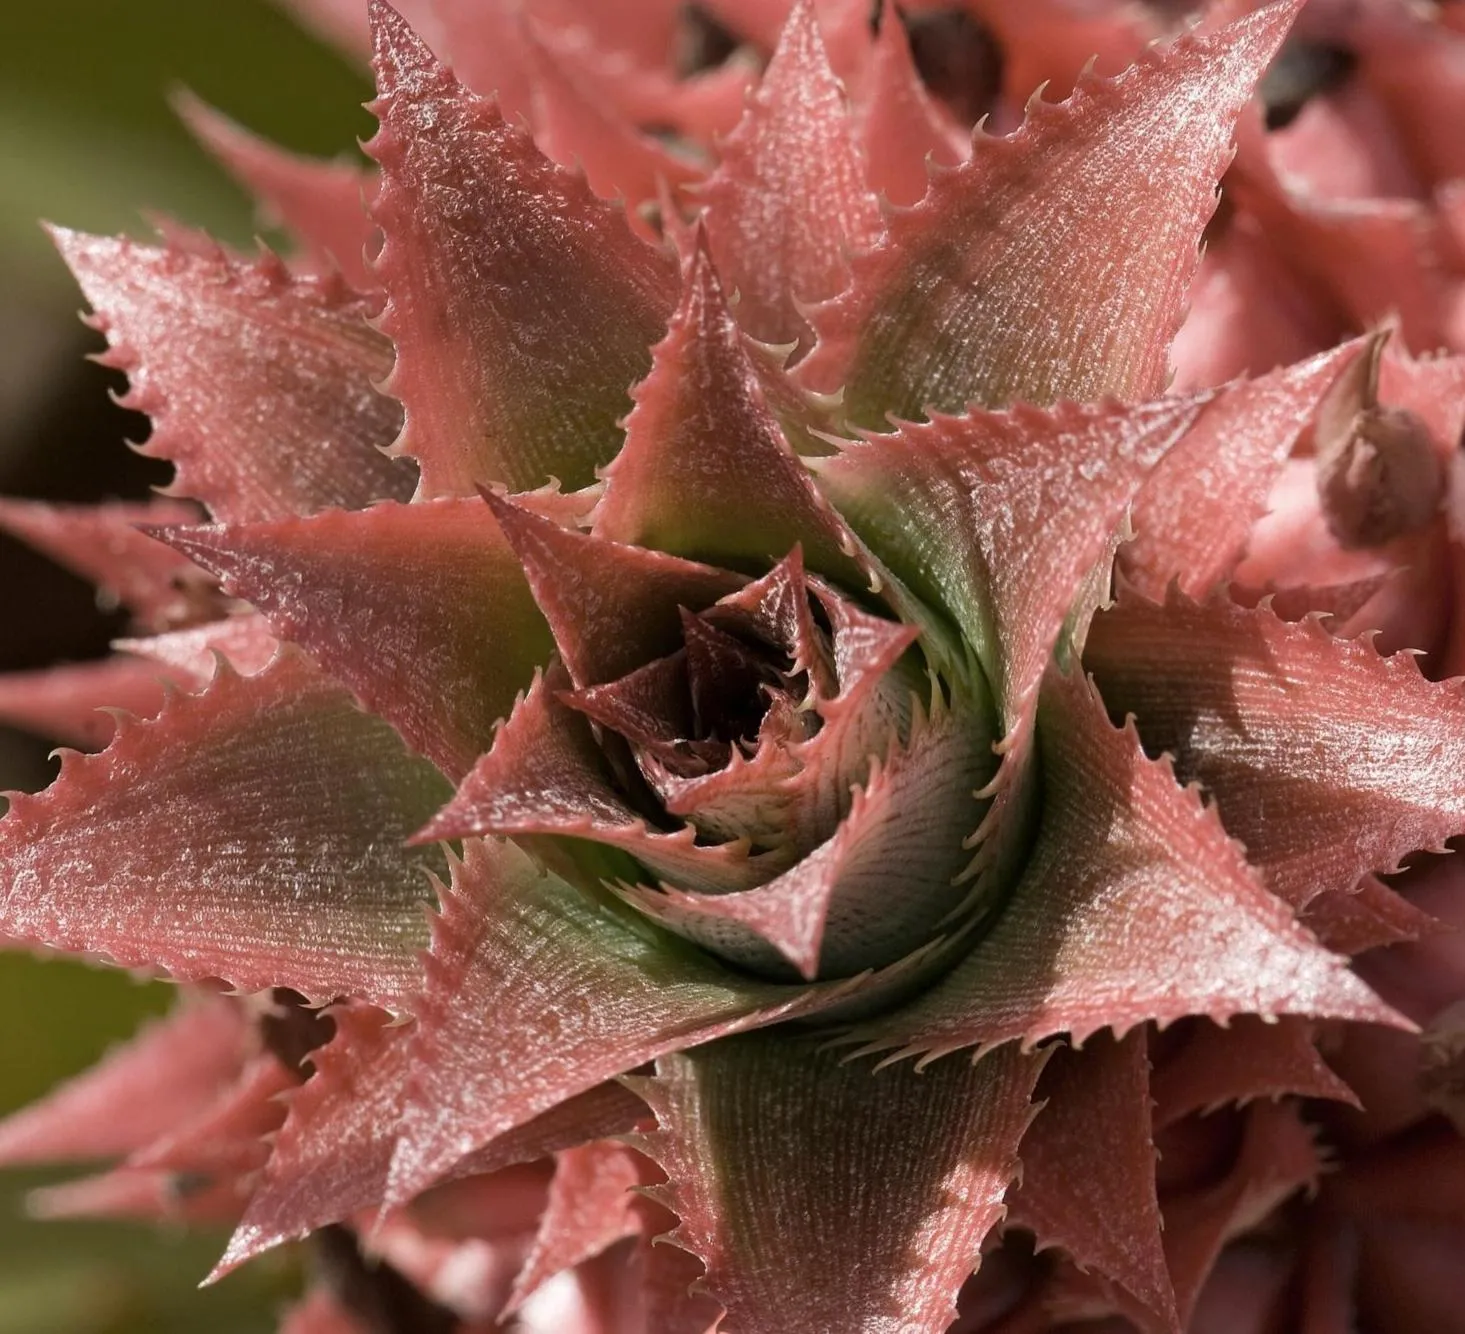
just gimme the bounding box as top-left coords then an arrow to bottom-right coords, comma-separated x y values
852,662 -> 1406,1064
1088,588 -> 1465,911
175,93 -> 378,291
365,5 -> 678,496
484,491 -> 744,686
0,654 -> 449,1007
382,838 -> 857,1208
593,238 -> 864,583
51,228 -> 412,522
801,0 -> 1305,425
701,0 -> 882,348
157,500 -> 551,781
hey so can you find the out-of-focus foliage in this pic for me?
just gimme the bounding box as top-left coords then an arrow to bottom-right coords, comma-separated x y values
0,4 -> 365,1328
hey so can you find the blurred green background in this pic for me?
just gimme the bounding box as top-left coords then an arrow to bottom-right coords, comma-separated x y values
0,4 -> 372,1329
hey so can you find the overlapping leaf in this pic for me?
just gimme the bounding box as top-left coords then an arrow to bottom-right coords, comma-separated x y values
1007,1032 -> 1176,1333
700,0 -> 881,348
160,499 -> 552,779
0,498 -> 211,630
382,838 -> 877,1208
365,2 -> 678,495
1086,588 -> 1465,909
815,395 -> 1208,724
850,664 -> 1403,1063
631,1033 -> 1043,1334
53,230 -> 413,521
218,1003 -> 645,1274
593,236 -> 862,583
0,653 -> 448,1006
177,94 -> 379,290
800,3 -> 1302,425
0,994 -> 251,1166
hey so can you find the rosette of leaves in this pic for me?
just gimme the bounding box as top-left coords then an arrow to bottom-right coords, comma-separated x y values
0,1 -> 1462,1331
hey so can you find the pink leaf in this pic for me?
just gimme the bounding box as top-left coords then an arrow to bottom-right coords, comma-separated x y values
858,2 -> 965,208
1302,872 -> 1443,955
53,230 -> 413,521
1229,149 -> 1449,355
483,491 -> 744,687
815,395 -> 1208,726
523,23 -> 700,209
0,653 -> 449,1006
1086,587 -> 1465,910
176,94 -> 379,291
217,1004 -> 645,1275
799,3 -> 1302,424
115,613 -> 281,682
642,582 -> 922,856
0,498 -> 214,630
1122,340 -> 1371,599
0,656 -> 173,750
278,1288 -> 369,1334
561,1231 -> 720,1334
1150,1015 -> 1357,1131
700,0 -> 882,347
27,1166 -> 249,1226
592,236 -> 863,584
967,0 -> 1155,106
537,26 -> 752,143
0,994 -> 250,1166
365,1 -> 678,495
849,663 -> 1404,1064
383,838 -> 869,1207
127,1052 -> 292,1177
214,1006 -> 403,1274
520,0 -> 685,71
425,0 -> 536,122
419,666 -> 787,893
1160,1102 -> 1323,1327
623,684 -> 994,979
630,1032 -> 1044,1334
1008,1032 -> 1178,1334
1361,22 -> 1465,186
159,500 -> 552,780
504,1141 -> 653,1315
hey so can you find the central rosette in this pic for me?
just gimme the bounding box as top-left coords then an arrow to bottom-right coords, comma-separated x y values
424,493 -> 1003,983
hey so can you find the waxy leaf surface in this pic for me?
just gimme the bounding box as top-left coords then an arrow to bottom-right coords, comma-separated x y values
593,238 -> 860,583
1086,589 -> 1465,909
161,499 -> 552,780
0,654 -> 449,1006
54,231 -> 413,521
485,492 -> 744,686
384,839 -> 865,1207
801,4 -> 1301,425
624,686 -> 993,979
816,396 -> 1206,724
700,0 -> 881,347
632,1033 -> 1043,1334
1008,1032 -> 1177,1333
366,2 -> 678,495
1149,1016 -> 1356,1129
220,1004 -> 645,1274
1122,341 -> 1369,598
420,666 -> 786,894
851,665 -> 1402,1063
504,1141 -> 652,1315
0,656 -> 174,750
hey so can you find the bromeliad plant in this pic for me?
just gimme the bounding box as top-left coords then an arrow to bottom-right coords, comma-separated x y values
2,0 -> 1465,1329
